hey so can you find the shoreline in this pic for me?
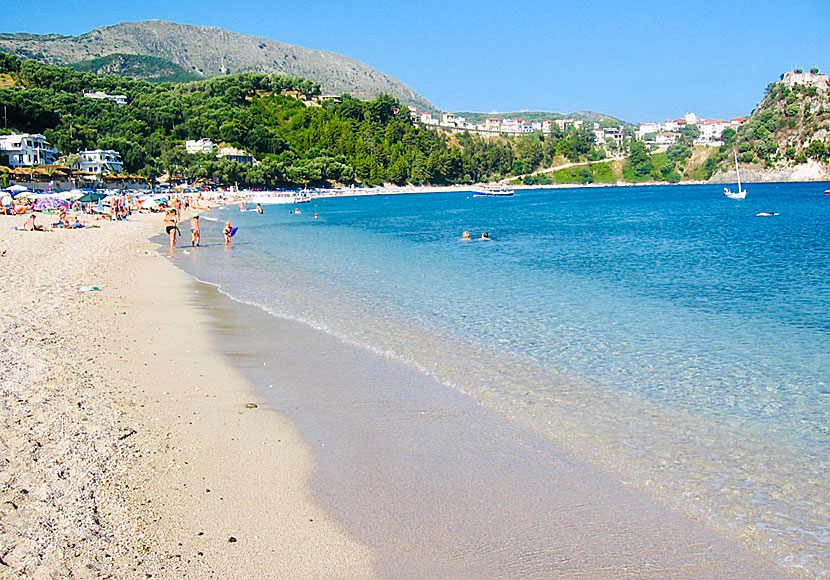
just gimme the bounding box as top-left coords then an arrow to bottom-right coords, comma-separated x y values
173,210 -> 804,578
0,212 -> 375,578
0,209 -> 810,578
270,176 -> 830,202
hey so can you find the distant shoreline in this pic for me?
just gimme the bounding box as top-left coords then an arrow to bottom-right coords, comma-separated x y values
293,176 -> 830,201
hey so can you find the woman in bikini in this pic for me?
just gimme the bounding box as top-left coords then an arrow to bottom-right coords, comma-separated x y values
164,209 -> 179,250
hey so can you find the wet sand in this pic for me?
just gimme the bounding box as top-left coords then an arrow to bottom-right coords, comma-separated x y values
195,278 -> 801,579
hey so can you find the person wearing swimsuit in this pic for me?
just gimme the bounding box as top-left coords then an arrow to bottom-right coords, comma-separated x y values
164,209 -> 178,250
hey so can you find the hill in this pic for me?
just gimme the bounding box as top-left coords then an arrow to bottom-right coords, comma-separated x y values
710,70 -> 830,183
453,110 -> 629,126
0,20 -> 437,112
0,55 -> 607,188
69,53 -> 202,84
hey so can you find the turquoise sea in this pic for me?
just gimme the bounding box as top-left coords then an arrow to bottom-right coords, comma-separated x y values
175,183 -> 829,575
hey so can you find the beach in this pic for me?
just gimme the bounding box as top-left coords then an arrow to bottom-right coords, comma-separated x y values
0,205 -> 816,579
0,212 -> 375,578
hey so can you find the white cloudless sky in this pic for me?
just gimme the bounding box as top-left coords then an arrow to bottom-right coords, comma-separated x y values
3,0 -> 828,122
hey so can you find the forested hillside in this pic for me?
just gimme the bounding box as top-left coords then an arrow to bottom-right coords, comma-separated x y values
0,54 -> 605,188
70,53 -> 202,84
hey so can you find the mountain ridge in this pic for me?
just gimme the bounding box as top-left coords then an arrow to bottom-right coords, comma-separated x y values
0,20 -> 437,112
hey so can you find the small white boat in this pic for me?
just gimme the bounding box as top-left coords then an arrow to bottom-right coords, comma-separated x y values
723,150 -> 747,199
472,184 -> 514,197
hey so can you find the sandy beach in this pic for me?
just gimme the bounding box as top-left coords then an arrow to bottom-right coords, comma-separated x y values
0,209 -> 807,579
0,212 -> 375,578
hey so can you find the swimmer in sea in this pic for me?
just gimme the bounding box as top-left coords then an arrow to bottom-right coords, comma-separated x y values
480,232 -> 491,240
462,231 -> 471,241
256,204 -> 263,214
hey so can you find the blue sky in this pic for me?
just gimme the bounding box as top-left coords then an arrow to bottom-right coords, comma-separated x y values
3,0 -> 828,122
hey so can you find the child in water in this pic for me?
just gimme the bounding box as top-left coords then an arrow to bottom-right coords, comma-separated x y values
223,220 -> 233,246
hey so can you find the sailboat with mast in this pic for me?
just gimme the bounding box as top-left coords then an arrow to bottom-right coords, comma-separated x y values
723,149 -> 747,199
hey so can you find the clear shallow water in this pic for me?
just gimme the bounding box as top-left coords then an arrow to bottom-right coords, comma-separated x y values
175,183 -> 830,576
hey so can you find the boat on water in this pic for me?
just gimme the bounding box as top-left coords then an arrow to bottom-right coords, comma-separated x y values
472,185 -> 515,197
723,150 -> 747,199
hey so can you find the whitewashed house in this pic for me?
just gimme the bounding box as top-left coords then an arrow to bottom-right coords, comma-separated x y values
440,113 -> 456,126
500,119 -> 522,134
76,149 -> 125,174
83,91 -> 128,106
186,139 -> 216,154
0,133 -> 59,167
655,132 -> 681,145
484,118 -> 501,132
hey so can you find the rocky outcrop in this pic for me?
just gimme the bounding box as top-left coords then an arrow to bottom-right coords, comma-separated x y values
710,159 -> 830,183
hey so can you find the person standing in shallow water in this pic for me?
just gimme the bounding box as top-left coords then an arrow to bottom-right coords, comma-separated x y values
190,214 -> 200,247
223,220 -> 233,246
163,209 -> 178,250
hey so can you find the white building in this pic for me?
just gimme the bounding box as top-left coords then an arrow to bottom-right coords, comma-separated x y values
0,133 -> 59,167
484,118 -> 501,132
83,91 -> 128,106
185,139 -> 216,155
500,119 -> 522,134
77,150 -> 124,174
655,132 -> 681,145
698,119 -> 730,141
441,113 -> 456,125
636,122 -> 662,140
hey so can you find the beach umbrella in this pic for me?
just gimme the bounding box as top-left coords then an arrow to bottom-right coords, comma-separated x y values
77,192 -> 106,203
33,197 -> 68,211
136,196 -> 159,209
56,190 -> 84,201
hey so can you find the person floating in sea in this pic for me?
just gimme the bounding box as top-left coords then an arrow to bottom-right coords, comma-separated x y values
223,220 -> 233,246
190,214 -> 201,247
164,208 -> 179,250
256,204 -> 263,214
480,232 -> 491,240
462,231 -> 471,241
239,202 -> 246,212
